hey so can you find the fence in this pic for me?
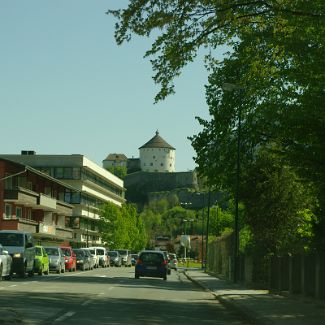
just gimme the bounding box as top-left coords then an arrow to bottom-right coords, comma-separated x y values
207,234 -> 325,299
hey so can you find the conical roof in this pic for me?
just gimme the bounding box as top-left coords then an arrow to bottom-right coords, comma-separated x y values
139,130 -> 175,150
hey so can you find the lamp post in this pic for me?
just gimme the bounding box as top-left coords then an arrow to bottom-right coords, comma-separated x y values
205,189 -> 211,271
222,82 -> 244,283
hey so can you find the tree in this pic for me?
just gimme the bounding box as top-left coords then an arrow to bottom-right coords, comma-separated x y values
105,166 -> 127,179
108,0 -> 325,245
99,202 -> 147,250
241,150 -> 318,254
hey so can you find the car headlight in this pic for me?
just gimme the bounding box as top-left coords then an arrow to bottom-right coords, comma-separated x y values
13,253 -> 22,258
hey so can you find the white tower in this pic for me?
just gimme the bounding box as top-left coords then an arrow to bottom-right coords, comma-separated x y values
139,130 -> 175,172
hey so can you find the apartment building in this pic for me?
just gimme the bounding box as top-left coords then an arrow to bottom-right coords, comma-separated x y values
0,158 -> 75,246
0,152 -> 126,247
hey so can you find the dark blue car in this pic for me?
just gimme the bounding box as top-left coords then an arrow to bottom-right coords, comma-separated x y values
135,250 -> 168,280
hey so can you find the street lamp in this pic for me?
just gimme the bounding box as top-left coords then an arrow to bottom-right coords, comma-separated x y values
222,82 -> 244,283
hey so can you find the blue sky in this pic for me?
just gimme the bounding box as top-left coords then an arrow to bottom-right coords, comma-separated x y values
0,1 -> 223,172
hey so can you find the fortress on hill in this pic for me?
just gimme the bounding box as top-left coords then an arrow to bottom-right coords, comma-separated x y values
103,131 -> 198,205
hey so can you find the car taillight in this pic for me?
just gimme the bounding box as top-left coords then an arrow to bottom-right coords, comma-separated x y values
162,259 -> 167,266
136,259 -> 143,265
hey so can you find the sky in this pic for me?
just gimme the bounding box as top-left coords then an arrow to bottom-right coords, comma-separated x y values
0,1 -> 223,172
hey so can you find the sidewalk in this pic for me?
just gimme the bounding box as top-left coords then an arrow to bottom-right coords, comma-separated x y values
184,269 -> 325,325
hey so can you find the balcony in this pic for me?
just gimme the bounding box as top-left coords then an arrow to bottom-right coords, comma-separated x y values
37,194 -> 57,211
38,222 -> 56,235
4,187 -> 38,208
56,200 -> 74,216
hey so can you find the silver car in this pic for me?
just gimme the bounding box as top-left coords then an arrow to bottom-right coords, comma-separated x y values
44,247 -> 65,274
116,249 -> 132,267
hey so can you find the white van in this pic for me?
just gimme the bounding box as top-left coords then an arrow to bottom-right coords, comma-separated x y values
0,230 -> 35,277
88,247 -> 109,268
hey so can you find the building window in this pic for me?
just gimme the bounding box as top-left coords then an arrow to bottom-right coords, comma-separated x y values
16,207 -> 22,219
160,163 -> 164,166
153,155 -> 155,159
4,204 -> 12,219
4,175 -> 13,190
150,163 -> 153,166
27,209 -> 32,220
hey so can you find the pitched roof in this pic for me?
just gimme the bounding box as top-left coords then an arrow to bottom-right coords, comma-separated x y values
139,130 -> 175,150
103,153 -> 128,161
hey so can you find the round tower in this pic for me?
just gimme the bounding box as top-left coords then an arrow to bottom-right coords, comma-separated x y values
139,130 -> 175,172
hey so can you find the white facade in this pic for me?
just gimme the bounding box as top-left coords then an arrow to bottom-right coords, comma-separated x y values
140,147 -> 175,172
139,131 -> 176,173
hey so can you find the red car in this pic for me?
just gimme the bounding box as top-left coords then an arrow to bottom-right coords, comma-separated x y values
60,246 -> 76,272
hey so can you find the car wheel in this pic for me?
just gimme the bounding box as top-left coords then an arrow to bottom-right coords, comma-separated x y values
135,273 -> 140,279
38,266 -> 43,276
163,275 -> 167,281
44,266 -> 49,275
0,264 -> 2,281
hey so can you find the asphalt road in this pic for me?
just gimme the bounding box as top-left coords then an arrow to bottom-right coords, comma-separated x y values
0,266 -> 248,324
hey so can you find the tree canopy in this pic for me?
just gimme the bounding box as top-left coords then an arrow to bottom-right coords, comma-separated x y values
108,1 -> 325,248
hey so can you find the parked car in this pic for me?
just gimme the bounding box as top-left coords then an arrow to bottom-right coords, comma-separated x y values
83,248 -> 96,269
0,230 -> 35,277
60,246 -> 77,272
161,251 -> 171,274
116,249 -> 132,267
44,246 -> 65,274
168,253 -> 178,270
34,245 -> 49,275
89,247 -> 109,267
130,253 -> 139,266
135,250 -> 168,280
74,249 -> 91,271
107,250 -> 122,267
84,248 -> 100,268
0,243 -> 12,280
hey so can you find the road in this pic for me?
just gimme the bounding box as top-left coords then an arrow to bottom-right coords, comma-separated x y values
0,266 -> 248,324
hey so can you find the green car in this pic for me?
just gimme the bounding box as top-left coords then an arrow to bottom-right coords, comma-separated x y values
34,245 -> 49,275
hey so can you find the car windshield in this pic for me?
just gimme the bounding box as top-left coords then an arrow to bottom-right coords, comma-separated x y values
117,250 -> 127,255
45,248 -> 59,256
97,249 -> 105,255
35,247 -> 42,255
0,233 -> 24,247
89,249 -> 95,254
75,250 -> 84,257
108,251 -> 117,257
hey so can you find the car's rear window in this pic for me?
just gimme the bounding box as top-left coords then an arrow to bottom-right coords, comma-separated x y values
45,248 -> 59,256
140,252 -> 164,263
61,248 -> 71,256
97,249 -> 105,255
108,251 -> 117,257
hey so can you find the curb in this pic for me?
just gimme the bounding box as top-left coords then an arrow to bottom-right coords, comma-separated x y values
183,271 -> 269,325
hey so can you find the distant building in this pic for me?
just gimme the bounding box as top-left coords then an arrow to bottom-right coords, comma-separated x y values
103,130 -> 175,174
139,130 -> 175,173
103,131 -> 197,205
0,152 -> 126,247
102,153 -> 128,169
0,158 -> 75,246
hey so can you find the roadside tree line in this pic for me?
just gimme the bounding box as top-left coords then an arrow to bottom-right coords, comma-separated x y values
106,1 -> 325,260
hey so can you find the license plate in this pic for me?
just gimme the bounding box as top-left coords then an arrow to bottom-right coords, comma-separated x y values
146,266 -> 157,270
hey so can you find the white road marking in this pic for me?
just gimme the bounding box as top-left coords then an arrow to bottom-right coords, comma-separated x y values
54,311 -> 76,322
9,284 -> 17,287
